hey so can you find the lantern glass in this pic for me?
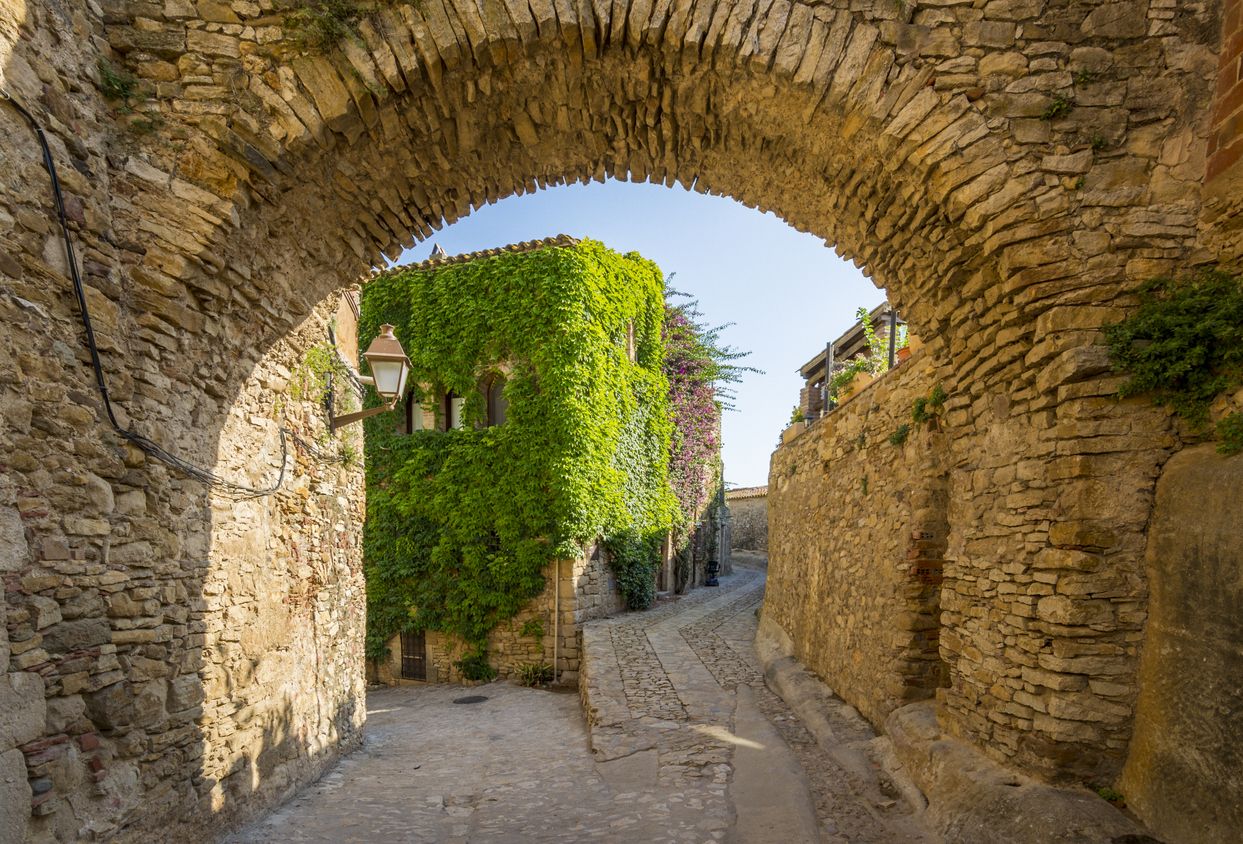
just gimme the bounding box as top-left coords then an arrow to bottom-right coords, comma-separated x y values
370,358 -> 407,399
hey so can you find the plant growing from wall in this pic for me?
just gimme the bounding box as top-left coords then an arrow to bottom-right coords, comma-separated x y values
912,384 -> 947,427
1217,413 -> 1243,456
285,0 -> 364,51
1105,269 -> 1243,430
889,423 -> 910,447
361,240 -> 676,660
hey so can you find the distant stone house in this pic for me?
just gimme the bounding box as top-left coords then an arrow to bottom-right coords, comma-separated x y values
725,486 -> 767,553
797,301 -> 907,421
355,236 -> 676,686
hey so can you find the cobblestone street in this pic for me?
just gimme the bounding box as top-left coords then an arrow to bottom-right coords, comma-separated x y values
228,559 -> 932,842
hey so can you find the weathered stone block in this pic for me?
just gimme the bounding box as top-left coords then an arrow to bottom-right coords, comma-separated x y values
43,619 -> 111,653
0,506 -> 28,571
0,672 -> 47,748
0,748 -> 32,843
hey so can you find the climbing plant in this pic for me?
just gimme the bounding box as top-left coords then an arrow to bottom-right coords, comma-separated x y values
1105,269 -> 1243,429
360,240 -> 676,661
663,291 -> 755,591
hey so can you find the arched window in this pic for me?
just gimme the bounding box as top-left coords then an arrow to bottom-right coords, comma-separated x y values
405,391 -> 425,433
486,376 -> 508,426
443,390 -> 464,430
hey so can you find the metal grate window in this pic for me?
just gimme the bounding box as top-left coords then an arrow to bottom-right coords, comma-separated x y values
400,630 -> 427,680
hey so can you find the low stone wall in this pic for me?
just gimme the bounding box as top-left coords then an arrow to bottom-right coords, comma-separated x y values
763,352 -> 948,728
1119,445 -> 1243,844
727,492 -> 767,553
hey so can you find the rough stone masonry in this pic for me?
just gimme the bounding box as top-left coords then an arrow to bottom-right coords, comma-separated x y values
1,0 -> 1241,841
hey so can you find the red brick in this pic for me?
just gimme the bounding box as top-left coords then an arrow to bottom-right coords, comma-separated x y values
76,733 -> 101,752
1213,82 -> 1243,126
1207,136 -> 1243,181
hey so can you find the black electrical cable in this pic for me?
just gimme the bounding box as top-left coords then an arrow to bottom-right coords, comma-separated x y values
2,88 -> 286,498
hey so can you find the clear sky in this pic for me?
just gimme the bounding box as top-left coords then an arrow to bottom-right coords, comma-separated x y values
392,179 -> 884,488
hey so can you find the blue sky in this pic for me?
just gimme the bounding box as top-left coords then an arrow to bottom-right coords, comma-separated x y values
393,179 -> 884,488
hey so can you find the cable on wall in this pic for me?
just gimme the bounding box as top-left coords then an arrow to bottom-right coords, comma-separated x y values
2,88 -> 286,498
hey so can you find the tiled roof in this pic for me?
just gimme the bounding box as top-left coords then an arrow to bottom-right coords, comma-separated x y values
725,485 -> 768,500
368,235 -> 580,279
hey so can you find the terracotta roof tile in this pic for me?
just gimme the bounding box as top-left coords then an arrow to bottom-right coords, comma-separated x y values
368,235 -> 580,279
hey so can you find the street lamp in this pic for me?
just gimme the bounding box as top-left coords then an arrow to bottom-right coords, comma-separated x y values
330,324 -> 411,431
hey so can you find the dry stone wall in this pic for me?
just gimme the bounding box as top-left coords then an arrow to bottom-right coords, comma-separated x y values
0,263 -> 366,842
0,0 -> 1238,839
765,353 -> 949,728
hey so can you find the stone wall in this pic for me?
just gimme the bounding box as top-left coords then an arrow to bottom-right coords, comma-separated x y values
1118,445 -> 1243,844
726,490 -> 768,553
192,302 -> 367,839
0,270 -> 366,842
764,352 -> 949,728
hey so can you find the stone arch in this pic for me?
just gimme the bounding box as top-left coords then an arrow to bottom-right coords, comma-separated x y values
0,0 -> 1230,838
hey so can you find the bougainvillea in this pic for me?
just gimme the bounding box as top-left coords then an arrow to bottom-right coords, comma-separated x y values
663,293 -> 756,589
665,306 -> 722,529
359,240 -> 677,663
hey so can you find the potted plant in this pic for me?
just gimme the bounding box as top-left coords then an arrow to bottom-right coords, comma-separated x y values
895,326 -> 912,363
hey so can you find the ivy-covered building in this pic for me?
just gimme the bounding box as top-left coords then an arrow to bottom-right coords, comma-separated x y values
358,236 -> 680,685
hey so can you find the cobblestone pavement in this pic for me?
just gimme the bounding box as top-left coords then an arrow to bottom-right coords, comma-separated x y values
583,559 -> 934,843
227,559 -> 933,843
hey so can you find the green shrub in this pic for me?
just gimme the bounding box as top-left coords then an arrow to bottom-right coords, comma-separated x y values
514,662 -> 555,687
605,528 -> 663,610
1105,269 -> 1243,428
1217,412 -> 1243,456
455,649 -> 497,682
285,0 -> 362,51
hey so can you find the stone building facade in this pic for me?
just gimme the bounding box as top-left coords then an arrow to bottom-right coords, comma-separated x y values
725,486 -> 767,553
371,547 -> 626,686
1,0 -> 1241,841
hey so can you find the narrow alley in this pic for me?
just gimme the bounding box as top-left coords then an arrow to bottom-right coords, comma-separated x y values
227,559 -> 931,843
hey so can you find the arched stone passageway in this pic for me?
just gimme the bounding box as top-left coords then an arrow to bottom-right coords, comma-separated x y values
0,0 -> 1236,839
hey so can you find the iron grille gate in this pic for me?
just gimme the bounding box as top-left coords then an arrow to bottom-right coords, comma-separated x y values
400,630 -> 426,680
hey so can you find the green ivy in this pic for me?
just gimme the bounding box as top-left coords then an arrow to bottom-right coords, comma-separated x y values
605,528 -> 663,610
1105,270 -> 1243,428
360,240 -> 676,659
1217,413 -> 1243,456
455,649 -> 497,682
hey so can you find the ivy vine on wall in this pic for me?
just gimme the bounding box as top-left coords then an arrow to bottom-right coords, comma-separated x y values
359,240 -> 677,663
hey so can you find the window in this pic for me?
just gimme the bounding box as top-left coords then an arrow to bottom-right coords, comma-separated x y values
486,376 -> 508,426
444,390 -> 464,430
406,392 -> 425,433
625,321 -> 636,362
